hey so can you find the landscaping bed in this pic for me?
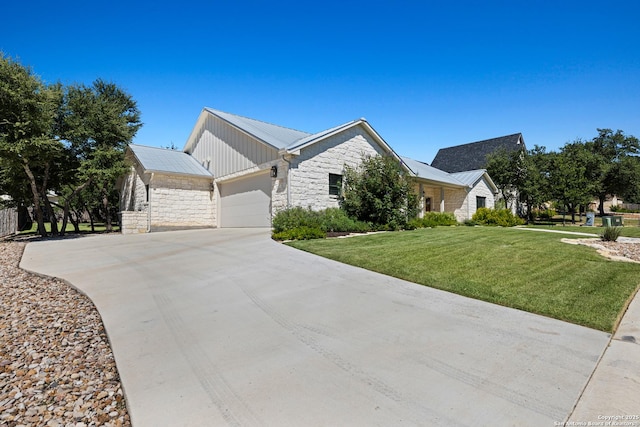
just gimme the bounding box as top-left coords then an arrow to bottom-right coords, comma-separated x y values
0,241 -> 130,426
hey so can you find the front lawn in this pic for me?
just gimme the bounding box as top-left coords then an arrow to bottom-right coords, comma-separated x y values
288,227 -> 640,332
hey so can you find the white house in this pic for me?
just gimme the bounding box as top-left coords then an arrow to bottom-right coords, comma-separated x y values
120,108 -> 497,233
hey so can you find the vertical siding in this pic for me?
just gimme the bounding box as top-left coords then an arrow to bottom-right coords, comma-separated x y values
190,115 -> 278,177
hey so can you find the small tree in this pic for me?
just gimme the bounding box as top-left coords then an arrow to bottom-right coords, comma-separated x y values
341,155 -> 418,229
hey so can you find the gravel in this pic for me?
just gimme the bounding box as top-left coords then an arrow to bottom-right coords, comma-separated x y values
0,241 -> 131,427
565,237 -> 640,263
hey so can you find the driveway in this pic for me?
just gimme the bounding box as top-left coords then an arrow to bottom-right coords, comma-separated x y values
21,228 -> 609,426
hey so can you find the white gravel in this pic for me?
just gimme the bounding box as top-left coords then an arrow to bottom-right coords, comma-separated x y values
0,241 -> 131,427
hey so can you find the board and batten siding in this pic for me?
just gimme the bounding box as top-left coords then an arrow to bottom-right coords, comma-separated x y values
190,114 -> 279,177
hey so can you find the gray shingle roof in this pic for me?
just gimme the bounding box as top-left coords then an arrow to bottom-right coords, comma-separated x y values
431,133 -> 524,173
400,156 -> 467,187
129,144 -> 212,177
204,108 -> 311,150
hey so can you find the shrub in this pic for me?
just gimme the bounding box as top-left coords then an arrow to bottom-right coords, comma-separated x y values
472,207 -> 525,227
272,207 -> 370,240
341,155 -> 418,228
272,226 -> 326,241
464,219 -> 478,226
533,208 -> 556,220
600,226 -> 621,242
272,207 -> 322,233
317,208 -> 371,233
408,212 -> 458,229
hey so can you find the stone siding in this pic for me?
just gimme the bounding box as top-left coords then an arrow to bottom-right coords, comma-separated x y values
121,211 -> 148,234
288,126 -> 385,211
150,174 -> 215,229
120,165 -> 148,212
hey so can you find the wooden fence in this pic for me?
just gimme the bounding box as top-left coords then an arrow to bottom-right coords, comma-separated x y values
0,208 -> 18,238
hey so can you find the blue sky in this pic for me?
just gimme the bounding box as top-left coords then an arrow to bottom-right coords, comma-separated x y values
2,1 -> 639,163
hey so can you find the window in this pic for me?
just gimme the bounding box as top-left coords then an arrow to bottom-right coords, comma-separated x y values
476,196 -> 486,209
329,173 -> 342,196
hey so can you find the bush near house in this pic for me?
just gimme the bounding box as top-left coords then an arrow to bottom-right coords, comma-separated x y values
407,212 -> 457,229
271,207 -> 370,240
472,207 -> 525,227
341,155 -> 418,230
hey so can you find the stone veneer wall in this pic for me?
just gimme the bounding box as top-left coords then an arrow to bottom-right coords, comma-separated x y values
120,166 -> 148,212
286,126 -> 385,211
121,211 -> 148,234
150,174 -> 215,229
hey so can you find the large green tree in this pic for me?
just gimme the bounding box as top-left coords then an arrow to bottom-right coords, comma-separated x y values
341,155 -> 418,229
58,79 -> 141,233
548,142 -> 595,224
0,54 -> 141,236
0,53 -> 64,236
585,129 -> 640,215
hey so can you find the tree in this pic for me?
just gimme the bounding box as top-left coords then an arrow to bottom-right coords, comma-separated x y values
0,54 -> 142,237
0,53 -> 64,236
59,79 -> 141,234
485,148 -> 524,211
341,155 -> 418,228
516,145 -> 553,221
585,129 -> 640,215
548,142 -> 594,224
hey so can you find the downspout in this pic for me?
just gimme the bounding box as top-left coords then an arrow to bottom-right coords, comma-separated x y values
282,155 -> 292,208
147,173 -> 153,232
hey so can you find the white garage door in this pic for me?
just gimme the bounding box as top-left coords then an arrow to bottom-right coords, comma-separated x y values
219,172 -> 272,227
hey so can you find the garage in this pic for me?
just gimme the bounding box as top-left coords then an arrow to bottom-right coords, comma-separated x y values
218,171 -> 272,227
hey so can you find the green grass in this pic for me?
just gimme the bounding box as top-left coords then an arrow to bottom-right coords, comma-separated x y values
288,227 -> 640,332
19,222 -> 118,235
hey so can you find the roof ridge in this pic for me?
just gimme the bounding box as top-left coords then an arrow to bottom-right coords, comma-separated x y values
449,133 -> 522,149
205,107 -> 311,136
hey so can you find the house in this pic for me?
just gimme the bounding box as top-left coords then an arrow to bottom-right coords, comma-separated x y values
431,133 -> 525,173
120,108 -> 497,232
432,133 -> 525,213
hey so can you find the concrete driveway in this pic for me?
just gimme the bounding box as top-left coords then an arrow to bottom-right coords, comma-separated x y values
21,228 -> 609,426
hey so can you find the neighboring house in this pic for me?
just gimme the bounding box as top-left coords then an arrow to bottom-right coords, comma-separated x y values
120,108 -> 498,232
432,133 -> 525,213
431,133 -> 525,173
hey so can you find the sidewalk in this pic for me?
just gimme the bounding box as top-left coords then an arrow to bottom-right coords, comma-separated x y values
567,288 -> 640,423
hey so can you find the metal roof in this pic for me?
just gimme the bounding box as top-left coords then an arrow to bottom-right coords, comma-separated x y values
204,108 -> 311,150
400,156 -> 467,187
450,169 -> 485,186
129,144 -> 212,177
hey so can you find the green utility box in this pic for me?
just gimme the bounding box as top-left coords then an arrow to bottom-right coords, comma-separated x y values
602,216 -> 624,227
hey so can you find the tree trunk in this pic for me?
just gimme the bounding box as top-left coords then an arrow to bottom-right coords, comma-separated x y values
42,192 -> 58,235
598,195 -> 606,216
60,179 -> 91,236
22,161 -> 47,237
102,186 -> 112,232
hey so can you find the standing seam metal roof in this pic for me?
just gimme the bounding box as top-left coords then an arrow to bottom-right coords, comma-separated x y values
204,108 -> 311,150
400,156 -> 467,187
129,144 -> 212,177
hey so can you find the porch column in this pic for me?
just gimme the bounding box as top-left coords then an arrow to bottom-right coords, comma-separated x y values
440,187 -> 445,213
418,183 -> 424,219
